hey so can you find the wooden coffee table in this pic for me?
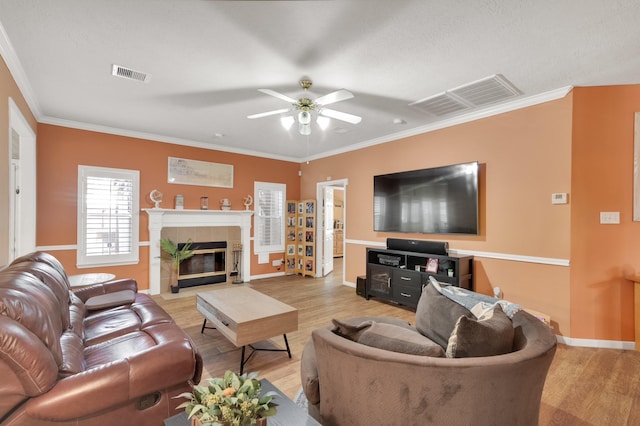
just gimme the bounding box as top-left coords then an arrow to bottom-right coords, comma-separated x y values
196,286 -> 298,374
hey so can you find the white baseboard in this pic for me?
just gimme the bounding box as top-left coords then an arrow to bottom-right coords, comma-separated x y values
556,335 -> 635,350
250,271 -> 286,281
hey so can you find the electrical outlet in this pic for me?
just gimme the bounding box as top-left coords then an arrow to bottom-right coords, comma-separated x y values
272,259 -> 283,267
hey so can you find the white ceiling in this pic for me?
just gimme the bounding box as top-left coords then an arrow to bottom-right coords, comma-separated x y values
1,0 -> 639,162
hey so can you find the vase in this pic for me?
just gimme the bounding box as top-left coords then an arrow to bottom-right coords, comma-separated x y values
190,417 -> 265,426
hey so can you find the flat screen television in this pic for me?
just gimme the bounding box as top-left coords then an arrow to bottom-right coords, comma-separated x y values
373,162 -> 479,235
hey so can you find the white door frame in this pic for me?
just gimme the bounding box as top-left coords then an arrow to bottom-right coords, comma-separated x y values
322,186 -> 335,276
8,98 -> 36,261
315,178 -> 348,281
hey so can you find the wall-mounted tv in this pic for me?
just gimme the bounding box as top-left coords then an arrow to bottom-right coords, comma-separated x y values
373,162 -> 479,235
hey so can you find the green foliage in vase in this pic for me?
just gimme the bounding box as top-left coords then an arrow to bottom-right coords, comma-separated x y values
176,371 -> 278,426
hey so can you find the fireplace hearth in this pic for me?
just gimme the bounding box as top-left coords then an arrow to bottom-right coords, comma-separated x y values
177,241 -> 227,288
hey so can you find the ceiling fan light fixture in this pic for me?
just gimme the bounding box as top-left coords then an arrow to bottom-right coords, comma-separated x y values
298,110 -> 311,125
281,116 -> 295,130
317,115 -> 330,130
299,123 -> 311,136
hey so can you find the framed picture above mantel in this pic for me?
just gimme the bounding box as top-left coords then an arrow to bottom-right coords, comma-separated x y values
167,157 -> 234,188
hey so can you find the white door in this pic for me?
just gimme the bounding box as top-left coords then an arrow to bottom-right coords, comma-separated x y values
322,187 -> 334,276
8,99 -> 37,262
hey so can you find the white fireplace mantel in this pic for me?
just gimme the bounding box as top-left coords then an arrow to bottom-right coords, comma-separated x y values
143,208 -> 253,294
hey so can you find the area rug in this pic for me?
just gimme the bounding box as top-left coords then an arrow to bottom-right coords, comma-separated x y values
294,387 -> 308,410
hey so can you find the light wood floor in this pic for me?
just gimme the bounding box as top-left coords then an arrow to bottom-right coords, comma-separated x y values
154,259 -> 640,425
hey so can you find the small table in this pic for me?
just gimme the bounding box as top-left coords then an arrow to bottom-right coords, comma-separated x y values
68,272 -> 115,288
196,286 -> 298,374
163,379 -> 320,426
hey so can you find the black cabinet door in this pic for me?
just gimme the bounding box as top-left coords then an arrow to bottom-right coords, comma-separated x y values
366,264 -> 393,298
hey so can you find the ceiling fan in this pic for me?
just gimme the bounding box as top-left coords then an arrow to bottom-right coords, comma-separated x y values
247,79 -> 362,135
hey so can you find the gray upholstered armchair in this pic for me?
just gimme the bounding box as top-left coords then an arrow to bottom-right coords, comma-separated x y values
300,283 -> 557,426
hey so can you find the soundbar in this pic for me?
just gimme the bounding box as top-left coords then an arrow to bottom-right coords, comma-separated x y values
386,238 -> 449,255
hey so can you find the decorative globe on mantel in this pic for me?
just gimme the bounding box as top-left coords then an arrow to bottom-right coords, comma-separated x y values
243,195 -> 254,211
150,189 -> 163,209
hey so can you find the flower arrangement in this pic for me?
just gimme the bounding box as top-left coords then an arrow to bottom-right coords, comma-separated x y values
176,371 -> 278,426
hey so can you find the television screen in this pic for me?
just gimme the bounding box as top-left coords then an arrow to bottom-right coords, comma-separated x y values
373,162 -> 479,235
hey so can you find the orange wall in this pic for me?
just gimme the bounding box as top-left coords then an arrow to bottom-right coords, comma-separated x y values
0,56 -> 37,266
9,71 -> 640,342
301,96 -> 574,335
570,86 -> 640,341
36,124 -> 300,288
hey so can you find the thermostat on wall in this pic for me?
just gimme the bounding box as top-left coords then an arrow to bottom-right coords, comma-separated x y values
551,193 -> 568,204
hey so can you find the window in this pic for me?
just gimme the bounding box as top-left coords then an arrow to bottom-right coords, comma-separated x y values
77,165 -> 139,267
254,182 -> 285,254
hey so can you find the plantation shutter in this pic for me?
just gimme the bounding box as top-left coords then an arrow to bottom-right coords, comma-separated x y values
77,166 -> 139,267
254,182 -> 285,253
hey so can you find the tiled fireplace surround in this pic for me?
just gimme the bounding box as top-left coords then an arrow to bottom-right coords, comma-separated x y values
144,209 -> 253,294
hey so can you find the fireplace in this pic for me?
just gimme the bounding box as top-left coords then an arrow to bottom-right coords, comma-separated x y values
144,209 -> 253,295
178,241 -> 227,288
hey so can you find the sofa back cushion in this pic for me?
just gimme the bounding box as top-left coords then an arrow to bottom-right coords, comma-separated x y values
415,283 -> 472,348
446,304 -> 515,358
8,260 -> 72,330
0,316 -> 59,419
332,319 -> 445,357
0,271 -> 64,366
11,251 -> 70,284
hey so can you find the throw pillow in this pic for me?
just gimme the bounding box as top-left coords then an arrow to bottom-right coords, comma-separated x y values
446,304 -> 514,358
331,318 -> 373,341
415,282 -> 472,348
358,322 -> 445,357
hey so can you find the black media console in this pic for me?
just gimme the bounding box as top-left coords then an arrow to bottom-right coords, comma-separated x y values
365,239 -> 473,310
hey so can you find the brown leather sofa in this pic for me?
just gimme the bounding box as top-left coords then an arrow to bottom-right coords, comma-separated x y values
301,283 -> 557,426
0,251 -> 202,426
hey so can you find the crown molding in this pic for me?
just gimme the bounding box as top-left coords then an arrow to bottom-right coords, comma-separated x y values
1,15 -> 572,164
39,115 -> 301,163
0,20 -> 42,119
303,86 -> 574,162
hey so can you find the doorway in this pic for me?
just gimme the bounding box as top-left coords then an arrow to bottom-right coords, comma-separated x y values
8,98 -> 36,262
316,179 -> 347,281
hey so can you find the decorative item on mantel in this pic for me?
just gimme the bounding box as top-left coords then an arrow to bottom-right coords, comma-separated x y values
175,370 -> 277,426
220,198 -> 231,210
150,189 -> 163,209
175,194 -> 184,210
243,195 -> 253,211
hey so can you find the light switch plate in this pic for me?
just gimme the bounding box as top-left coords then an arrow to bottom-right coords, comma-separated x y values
600,212 -> 620,224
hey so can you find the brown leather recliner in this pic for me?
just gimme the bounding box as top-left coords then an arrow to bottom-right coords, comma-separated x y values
0,251 -> 202,426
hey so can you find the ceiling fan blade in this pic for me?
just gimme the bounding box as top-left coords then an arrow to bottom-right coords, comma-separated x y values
315,89 -> 354,106
320,108 -> 362,124
247,108 -> 290,119
258,88 -> 297,104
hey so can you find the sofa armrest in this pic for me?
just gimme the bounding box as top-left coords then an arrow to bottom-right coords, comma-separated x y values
73,278 -> 138,303
23,340 -> 198,421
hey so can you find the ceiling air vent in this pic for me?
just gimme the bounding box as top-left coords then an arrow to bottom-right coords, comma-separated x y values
111,64 -> 151,83
410,74 -> 521,117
